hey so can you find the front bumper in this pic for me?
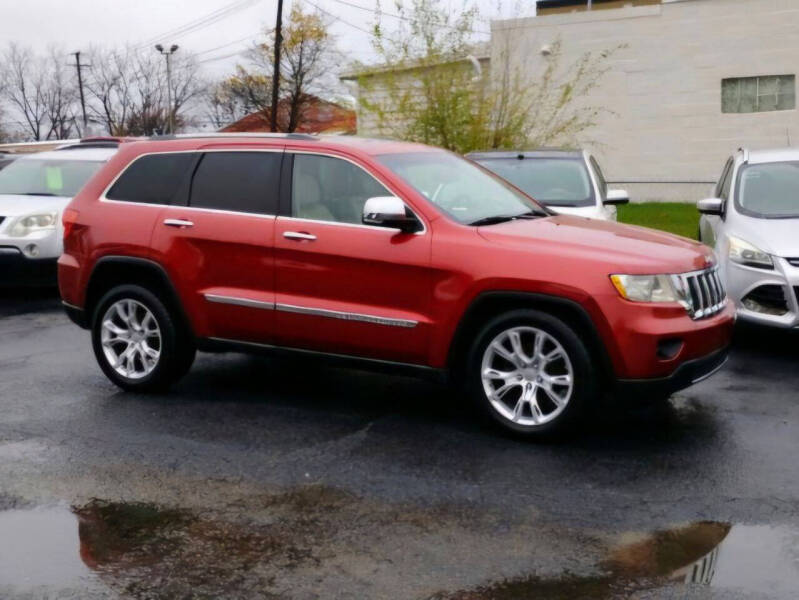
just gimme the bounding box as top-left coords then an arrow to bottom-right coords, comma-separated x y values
615,345 -> 730,399
726,258 -> 799,328
0,247 -> 58,286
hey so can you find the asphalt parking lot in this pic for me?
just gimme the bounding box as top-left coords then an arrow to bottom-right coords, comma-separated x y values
1,288 -> 798,599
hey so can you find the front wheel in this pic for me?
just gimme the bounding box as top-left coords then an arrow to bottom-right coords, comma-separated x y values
91,284 -> 195,392
466,309 -> 599,438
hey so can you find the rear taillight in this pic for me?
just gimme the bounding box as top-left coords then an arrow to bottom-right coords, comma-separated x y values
62,208 -> 79,240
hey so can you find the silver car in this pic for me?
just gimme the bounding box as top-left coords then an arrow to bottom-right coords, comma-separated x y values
698,148 -> 799,328
466,149 -> 629,221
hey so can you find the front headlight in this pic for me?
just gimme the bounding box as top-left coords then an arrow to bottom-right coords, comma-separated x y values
728,236 -> 773,270
610,273 -> 690,308
9,212 -> 58,237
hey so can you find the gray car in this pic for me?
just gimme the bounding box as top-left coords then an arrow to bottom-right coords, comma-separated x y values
698,148 -> 799,327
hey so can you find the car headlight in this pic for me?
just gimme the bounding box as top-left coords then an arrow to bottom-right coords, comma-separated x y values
728,236 -> 773,270
9,212 -> 58,237
610,273 -> 691,308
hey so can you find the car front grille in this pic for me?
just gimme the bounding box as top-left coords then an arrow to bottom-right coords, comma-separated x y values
742,284 -> 789,315
676,266 -> 727,320
787,258 -> 799,268
0,217 -> 4,226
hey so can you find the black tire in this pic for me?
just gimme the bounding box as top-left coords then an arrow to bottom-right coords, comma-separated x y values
465,309 -> 599,439
91,284 -> 195,392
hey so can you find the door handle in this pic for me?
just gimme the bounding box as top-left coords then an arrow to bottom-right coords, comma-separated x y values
164,219 -> 194,228
283,231 -> 316,241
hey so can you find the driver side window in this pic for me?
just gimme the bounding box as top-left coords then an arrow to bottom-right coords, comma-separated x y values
291,154 -> 390,225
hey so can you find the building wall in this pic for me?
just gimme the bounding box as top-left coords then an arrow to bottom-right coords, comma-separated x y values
493,0 -> 799,202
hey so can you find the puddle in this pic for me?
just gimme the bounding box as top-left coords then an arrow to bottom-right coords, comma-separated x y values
435,521 -> 799,599
1,495 -> 798,598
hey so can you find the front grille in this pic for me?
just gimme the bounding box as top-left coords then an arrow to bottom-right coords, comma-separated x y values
0,217 -> 5,226
676,266 -> 726,320
787,258 -> 799,268
742,284 -> 788,315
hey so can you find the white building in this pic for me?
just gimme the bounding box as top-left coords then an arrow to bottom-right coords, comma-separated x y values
346,0 -> 799,203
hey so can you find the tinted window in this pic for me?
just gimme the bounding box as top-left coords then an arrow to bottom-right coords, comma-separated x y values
190,151 -> 281,214
107,153 -> 194,204
292,154 -> 389,224
474,156 -> 594,207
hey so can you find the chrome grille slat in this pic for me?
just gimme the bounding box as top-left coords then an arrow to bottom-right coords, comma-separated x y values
678,266 -> 726,320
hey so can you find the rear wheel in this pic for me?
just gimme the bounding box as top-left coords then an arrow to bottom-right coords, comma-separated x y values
91,285 -> 195,392
466,309 -> 599,438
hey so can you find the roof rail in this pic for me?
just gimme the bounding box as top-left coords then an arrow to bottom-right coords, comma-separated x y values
149,132 -> 319,142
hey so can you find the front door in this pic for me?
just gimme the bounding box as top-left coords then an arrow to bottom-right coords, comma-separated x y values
273,152 -> 432,365
151,149 -> 282,343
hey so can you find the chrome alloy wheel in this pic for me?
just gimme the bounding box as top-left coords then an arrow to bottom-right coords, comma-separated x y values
100,299 -> 162,380
480,326 -> 574,427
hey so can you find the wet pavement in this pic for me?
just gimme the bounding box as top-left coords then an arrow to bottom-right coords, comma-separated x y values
0,288 -> 798,599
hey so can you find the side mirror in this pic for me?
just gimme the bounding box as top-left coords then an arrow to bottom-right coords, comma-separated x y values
363,196 -> 420,233
697,197 -> 723,215
604,189 -> 629,206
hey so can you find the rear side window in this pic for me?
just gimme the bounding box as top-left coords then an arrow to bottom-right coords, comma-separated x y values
189,151 -> 281,214
106,153 -> 194,204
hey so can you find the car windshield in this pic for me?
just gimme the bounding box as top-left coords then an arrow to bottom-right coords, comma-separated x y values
0,157 -> 104,198
736,161 -> 799,218
378,152 -> 547,225
473,157 -> 595,207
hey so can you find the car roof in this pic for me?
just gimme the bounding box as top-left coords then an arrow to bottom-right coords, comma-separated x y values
743,147 -> 799,164
124,133 -> 440,157
16,147 -> 119,162
465,149 -> 583,160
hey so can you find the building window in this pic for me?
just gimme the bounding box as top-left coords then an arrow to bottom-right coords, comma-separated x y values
722,75 -> 796,113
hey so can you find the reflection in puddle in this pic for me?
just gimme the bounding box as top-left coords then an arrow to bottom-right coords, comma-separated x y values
437,521 -> 799,599
1,495 -> 798,598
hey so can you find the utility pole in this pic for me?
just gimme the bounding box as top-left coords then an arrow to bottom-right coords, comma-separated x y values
155,44 -> 179,134
270,0 -> 284,132
70,51 -> 89,135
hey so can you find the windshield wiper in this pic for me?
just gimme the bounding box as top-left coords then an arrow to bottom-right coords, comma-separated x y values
21,192 -> 57,197
468,210 -> 546,226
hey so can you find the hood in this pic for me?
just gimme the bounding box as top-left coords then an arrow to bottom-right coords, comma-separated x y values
0,194 -> 71,218
478,214 -> 714,274
726,214 -> 799,259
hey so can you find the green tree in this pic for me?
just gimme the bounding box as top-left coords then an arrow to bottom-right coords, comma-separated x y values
356,0 -> 621,153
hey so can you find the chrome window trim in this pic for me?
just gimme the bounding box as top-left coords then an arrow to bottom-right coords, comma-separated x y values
288,149 -> 428,235
99,148 -> 284,217
202,293 -> 418,328
278,215 -> 421,234
204,294 -> 275,310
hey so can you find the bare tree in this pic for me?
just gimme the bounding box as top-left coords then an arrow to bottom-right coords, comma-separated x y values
203,79 -> 250,129
86,47 -> 204,136
1,44 -> 49,140
42,48 -> 79,140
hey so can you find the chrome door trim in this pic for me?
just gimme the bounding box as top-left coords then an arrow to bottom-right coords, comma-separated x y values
275,302 -> 418,328
204,294 -> 276,310
202,295 -> 417,328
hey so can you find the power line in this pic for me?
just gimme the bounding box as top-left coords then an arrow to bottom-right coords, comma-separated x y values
195,32 -> 263,56
303,0 -> 373,34
136,0 -> 262,50
326,0 -> 490,35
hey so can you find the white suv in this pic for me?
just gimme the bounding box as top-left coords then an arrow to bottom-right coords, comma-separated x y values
698,147 -> 799,328
466,149 -> 629,221
0,143 -> 117,285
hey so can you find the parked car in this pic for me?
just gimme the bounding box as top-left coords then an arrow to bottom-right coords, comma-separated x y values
466,149 -> 629,220
0,141 -> 119,285
699,147 -> 799,328
59,135 -> 734,437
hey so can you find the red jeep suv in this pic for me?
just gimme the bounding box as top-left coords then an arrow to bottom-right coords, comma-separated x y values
59,134 -> 734,436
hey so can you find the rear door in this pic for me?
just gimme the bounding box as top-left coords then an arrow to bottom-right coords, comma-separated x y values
151,148 -> 282,343
273,152 -> 432,365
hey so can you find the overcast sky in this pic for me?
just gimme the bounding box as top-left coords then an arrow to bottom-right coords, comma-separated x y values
0,0 -> 537,80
